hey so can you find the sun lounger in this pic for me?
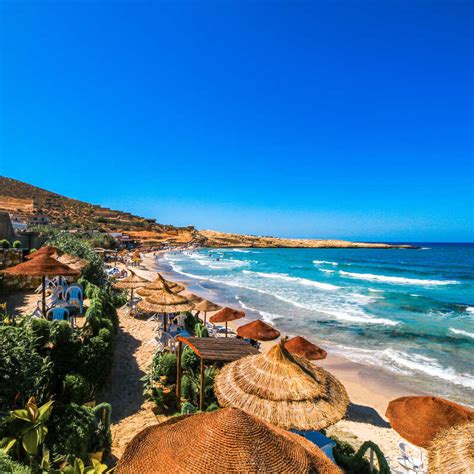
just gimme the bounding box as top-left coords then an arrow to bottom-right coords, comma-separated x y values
292,430 -> 337,463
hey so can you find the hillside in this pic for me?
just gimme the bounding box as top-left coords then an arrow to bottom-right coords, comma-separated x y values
0,176 -> 416,249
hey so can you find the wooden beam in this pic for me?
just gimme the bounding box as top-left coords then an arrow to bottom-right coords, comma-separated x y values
199,357 -> 204,412
176,340 -> 182,405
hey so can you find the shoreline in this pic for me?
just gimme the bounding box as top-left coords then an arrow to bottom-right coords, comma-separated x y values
137,251 -> 430,466
140,251 -> 423,417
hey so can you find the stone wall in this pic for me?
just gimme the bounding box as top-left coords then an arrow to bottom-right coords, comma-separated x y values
0,249 -> 22,269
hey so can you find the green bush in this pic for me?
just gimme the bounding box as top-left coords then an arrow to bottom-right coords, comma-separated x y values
46,403 -> 96,461
150,352 -> 178,384
0,450 -> 32,473
180,374 -> 195,402
62,374 -> 91,405
0,326 -> 53,410
29,318 -> 51,349
180,401 -> 196,414
12,241 -> 22,249
181,347 -> 200,372
0,239 -> 10,249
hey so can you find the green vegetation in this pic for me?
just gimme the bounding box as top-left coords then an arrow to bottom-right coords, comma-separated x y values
331,436 -> 390,474
0,242 -> 122,471
0,239 -> 10,249
12,241 -> 22,249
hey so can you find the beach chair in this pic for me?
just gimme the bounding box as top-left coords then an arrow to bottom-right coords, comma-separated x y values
48,285 -> 66,304
397,441 -> 426,473
47,307 -> 70,322
65,286 -> 83,314
292,430 -> 337,463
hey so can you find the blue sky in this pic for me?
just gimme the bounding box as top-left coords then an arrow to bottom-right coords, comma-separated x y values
0,1 -> 472,242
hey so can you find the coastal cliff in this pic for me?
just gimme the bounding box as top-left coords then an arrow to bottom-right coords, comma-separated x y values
195,230 -> 417,249
0,176 -> 417,249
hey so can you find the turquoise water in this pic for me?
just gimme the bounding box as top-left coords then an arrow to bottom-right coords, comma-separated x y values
162,244 -> 474,405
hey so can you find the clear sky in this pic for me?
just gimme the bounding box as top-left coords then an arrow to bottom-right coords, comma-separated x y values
0,1 -> 472,242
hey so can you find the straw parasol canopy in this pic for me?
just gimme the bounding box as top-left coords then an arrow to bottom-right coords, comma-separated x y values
194,299 -> 222,325
428,421 -> 474,473
236,319 -> 280,341
2,255 -> 80,315
210,307 -> 245,337
285,336 -> 327,361
114,270 -> 149,290
186,293 -> 204,304
116,408 -> 342,474
135,275 -> 185,296
137,278 -> 194,330
214,340 -> 349,431
195,299 -> 221,313
385,396 -> 474,448
26,245 -> 60,260
56,253 -> 89,272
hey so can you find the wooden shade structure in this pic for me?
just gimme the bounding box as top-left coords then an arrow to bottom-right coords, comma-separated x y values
209,307 -> 245,337
176,337 -> 258,411
236,319 -> 280,341
285,336 -> 327,361
194,299 -> 221,325
116,408 -> 342,474
385,396 -> 474,448
26,245 -> 60,260
428,421 -> 474,473
2,255 -> 80,315
214,340 -> 349,431
137,280 -> 194,331
136,274 -> 184,297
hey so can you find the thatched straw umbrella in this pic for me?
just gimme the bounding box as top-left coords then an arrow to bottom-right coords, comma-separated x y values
214,340 -> 349,431
428,421 -> 473,473
210,307 -> 245,337
194,299 -> 221,325
114,270 -> 149,302
236,319 -> 280,341
26,245 -> 60,260
136,275 -> 184,297
56,253 -> 89,272
2,255 -> 80,315
285,336 -> 327,361
385,396 -> 474,448
137,279 -> 194,331
116,408 -> 342,474
186,293 -> 203,304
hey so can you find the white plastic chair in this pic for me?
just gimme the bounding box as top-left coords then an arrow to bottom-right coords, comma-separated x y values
397,441 -> 426,473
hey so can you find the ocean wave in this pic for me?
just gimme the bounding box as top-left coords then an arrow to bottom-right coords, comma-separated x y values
242,270 -> 340,290
322,308 -> 397,326
231,248 -> 252,253
235,298 -> 286,322
339,270 -> 460,286
382,349 -> 474,389
187,253 -> 250,270
313,260 -> 339,266
449,328 -> 474,339
466,307 -> 474,314
319,269 -> 335,274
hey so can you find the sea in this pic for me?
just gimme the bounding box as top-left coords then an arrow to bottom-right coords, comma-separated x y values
160,244 -> 474,405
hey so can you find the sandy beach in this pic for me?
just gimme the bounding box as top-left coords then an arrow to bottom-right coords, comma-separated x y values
137,251 -> 427,468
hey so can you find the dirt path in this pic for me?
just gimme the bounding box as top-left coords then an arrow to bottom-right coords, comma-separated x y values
98,265 -> 166,462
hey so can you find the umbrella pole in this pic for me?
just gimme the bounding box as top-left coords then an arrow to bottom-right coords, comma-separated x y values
204,312 -> 207,325
164,313 -> 167,332
42,276 -> 46,317
225,321 -> 228,337
199,357 -> 204,412
176,340 -> 182,405
131,287 -> 134,303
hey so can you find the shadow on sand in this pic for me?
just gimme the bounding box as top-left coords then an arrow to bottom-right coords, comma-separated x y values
345,402 -> 391,428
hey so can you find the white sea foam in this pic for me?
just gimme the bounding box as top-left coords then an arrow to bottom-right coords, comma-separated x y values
449,328 -> 474,339
466,307 -> 474,314
319,268 -> 335,274
322,308 -> 397,326
313,260 -> 339,266
231,248 -> 252,253
381,349 -> 474,389
339,270 -> 459,286
235,298 -> 286,322
243,270 -> 340,290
